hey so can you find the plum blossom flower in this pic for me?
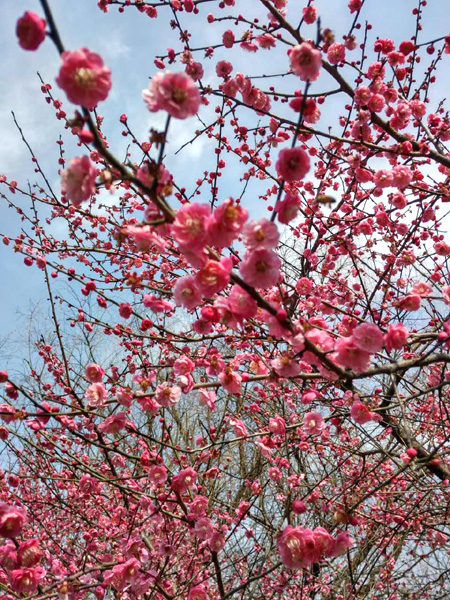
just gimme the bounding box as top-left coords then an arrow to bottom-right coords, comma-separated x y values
289,42 -> 322,81
174,275 -> 203,310
327,43 -> 346,65
172,203 -> 211,251
17,540 -> 42,568
207,198 -> 249,248
194,517 -> 214,540
16,12 -> 46,51
350,400 -> 381,424
171,467 -> 197,493
0,504 -> 26,539
242,219 -> 279,250
277,525 -> 319,569
219,368 -> 242,394
154,383 -> 181,407
303,411 -> 325,436
61,155 -> 97,206
397,294 -> 421,311
229,418 -> 248,437
85,382 -> 108,407
143,71 -> 200,119
148,464 -> 168,486
271,354 -> 301,378
98,411 -> 128,434
198,389 -> 217,411
276,192 -> 301,224
85,363 -> 104,383
239,248 -> 281,288
103,558 -> 141,591
351,323 -> 384,353
56,48 -> 112,109
143,294 -> 174,313
385,323 -> 409,352
10,567 -> 44,595
334,337 -> 371,373
276,147 -> 310,182
188,585 -> 208,600
195,257 -> 233,298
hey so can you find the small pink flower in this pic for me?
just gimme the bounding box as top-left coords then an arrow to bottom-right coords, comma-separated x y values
334,337 -> 371,373
216,60 -> 233,77
327,43 -> 346,65
104,558 -> 141,591
351,323 -> 384,353
411,281 -> 432,297
172,203 -> 211,251
272,354 -> 301,378
98,411 -> 128,434
278,525 -> 318,569
149,464 -> 168,486
85,382 -> 108,407
207,198 -> 249,248
86,363 -> 104,383
174,275 -> 203,310
171,467 -> 197,493
194,517 -> 214,540
125,225 -> 168,253
242,219 -> 279,250
276,192 -> 301,224
16,12 -> 46,51
61,155 -> 97,206
143,294 -> 174,313
229,417 -> 248,437
0,504 -> 26,539
227,285 -> 258,319
329,531 -> 354,557
289,42 -> 322,81
385,323 -> 409,352
303,411 -> 325,436
222,30 -> 235,48
392,165 -> 412,189
188,585 -> 208,600
350,400 -> 381,424
374,169 -> 394,188
198,389 -> 217,411
269,416 -> 286,434
397,294 -> 421,311
10,567 -> 44,595
219,369 -> 242,395
443,285 -> 450,305
56,48 -> 112,109
195,257 -> 233,298
154,383 -> 181,407
276,147 -> 310,182
302,5 -> 317,23
143,71 -> 201,119
313,527 -> 335,556
78,474 -> 98,495
239,248 -> 281,289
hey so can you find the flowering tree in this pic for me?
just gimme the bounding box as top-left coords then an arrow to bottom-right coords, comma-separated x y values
2,0 -> 450,597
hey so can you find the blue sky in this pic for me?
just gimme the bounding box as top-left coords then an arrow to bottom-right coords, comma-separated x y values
1,0 -> 450,351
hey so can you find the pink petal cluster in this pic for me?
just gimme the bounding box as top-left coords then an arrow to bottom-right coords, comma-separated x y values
276,147 -> 311,182
86,363 -> 104,383
207,198 -> 249,248
278,525 -> 354,569
0,504 -> 26,539
56,48 -> 112,109
61,155 -> 97,206
16,12 -> 46,51
174,275 -> 203,310
154,383 -> 181,407
350,400 -> 381,425
303,411 -> 325,436
85,382 -> 108,407
143,71 -> 201,119
289,42 -> 322,81
385,323 -> 409,352
242,218 -> 279,250
239,248 -> 281,289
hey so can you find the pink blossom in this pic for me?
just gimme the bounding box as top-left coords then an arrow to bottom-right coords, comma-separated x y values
171,467 -> 197,493
278,525 -> 319,569
334,337 -> 371,373
329,531 -> 354,557
222,30 -> 235,48
0,541 -> 18,571
143,294 -> 174,313
229,417 -> 248,437
198,389 -> 217,411
350,400 -> 381,424
194,517 -> 214,540
216,60 -> 233,77
148,464 -> 168,486
61,155 -> 97,206
327,43 -> 346,65
143,71 -> 200,119
269,416 -> 286,434
185,61 -> 204,81
154,383 -> 181,407
78,474 -> 98,495
239,248 -> 281,289
289,43 -> 322,82
276,147 -> 310,182
172,203 -> 211,251
385,323 -> 409,352
103,558 -> 141,591
435,241 -> 450,256
303,411 -> 325,436
16,12 -> 46,51
242,218 -> 279,250
188,585 -> 208,600
207,198 -> 249,248
313,527 -> 335,556
125,225 -> 168,253
302,5 -> 317,24
173,275 -> 203,310
56,48 -> 112,109
219,369 -> 242,395
227,285 -> 258,319
10,567 -> 44,595
392,165 -> 412,189
195,257 -> 232,298
86,363 -> 104,383
443,285 -> 450,305
174,356 -> 195,375
397,294 -> 421,311
271,354 -> 301,378
0,404 -> 17,424
276,192 -> 301,224
85,382 -> 108,407
98,411 -> 128,434
411,281 -> 432,297
0,504 -> 26,539
352,322 -> 384,353
374,169 -> 394,188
